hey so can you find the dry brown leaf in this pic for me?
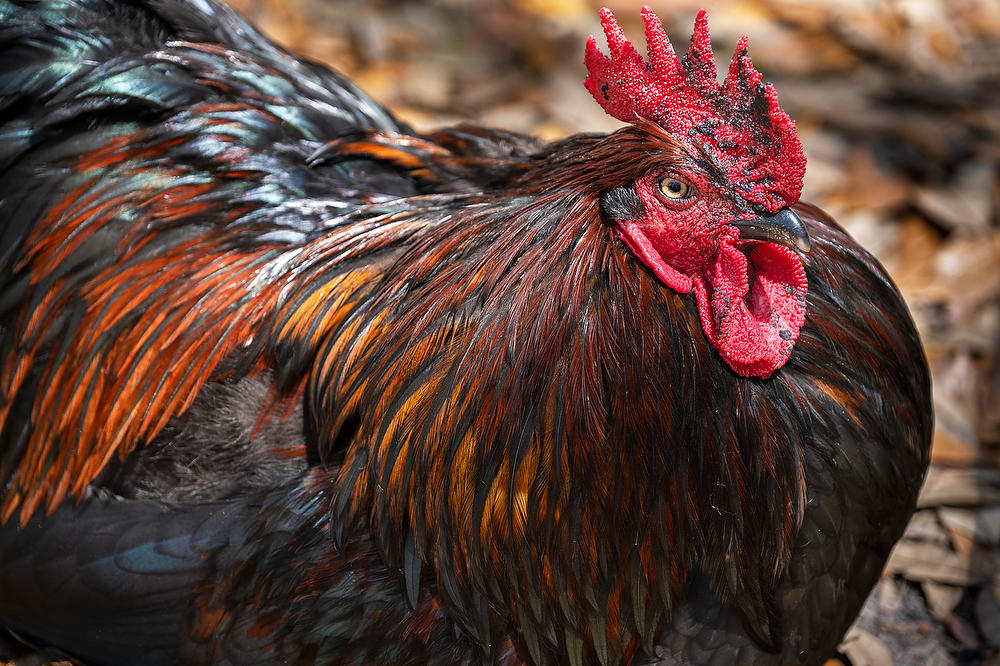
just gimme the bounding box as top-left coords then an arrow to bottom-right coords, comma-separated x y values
939,507 -> 978,539
913,162 -> 994,234
922,581 -> 964,619
938,507 -> 1000,545
930,427 -> 981,466
819,148 -> 912,214
886,540 -> 990,585
917,467 -> 1000,509
901,509 -> 950,545
838,627 -> 895,666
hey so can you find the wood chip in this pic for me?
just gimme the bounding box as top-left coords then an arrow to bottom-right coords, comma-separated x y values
938,506 -> 1000,545
914,161 -> 994,234
921,581 -> 964,619
917,467 -> 1000,509
930,427 -> 982,466
944,521 -> 975,558
838,627 -> 894,666
886,540 -> 990,585
900,509 -> 950,545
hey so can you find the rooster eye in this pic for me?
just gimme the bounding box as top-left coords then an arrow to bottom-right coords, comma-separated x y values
658,177 -> 691,200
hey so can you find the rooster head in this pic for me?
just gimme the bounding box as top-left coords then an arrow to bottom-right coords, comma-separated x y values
586,7 -> 809,378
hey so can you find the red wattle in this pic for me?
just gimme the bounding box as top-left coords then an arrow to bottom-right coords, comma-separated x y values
615,221 -> 693,293
693,241 -> 807,378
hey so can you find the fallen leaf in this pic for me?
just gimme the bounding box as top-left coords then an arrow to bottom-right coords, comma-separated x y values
838,627 -> 894,666
921,581 -> 964,619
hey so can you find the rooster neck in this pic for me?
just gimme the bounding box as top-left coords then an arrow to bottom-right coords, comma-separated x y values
279,152 -> 807,662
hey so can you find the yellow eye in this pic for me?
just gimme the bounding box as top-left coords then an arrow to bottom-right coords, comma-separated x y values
658,177 -> 690,200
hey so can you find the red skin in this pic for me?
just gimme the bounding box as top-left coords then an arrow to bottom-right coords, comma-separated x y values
615,170 -> 807,378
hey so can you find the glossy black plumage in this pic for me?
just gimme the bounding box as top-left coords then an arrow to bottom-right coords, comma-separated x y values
0,1 -> 931,664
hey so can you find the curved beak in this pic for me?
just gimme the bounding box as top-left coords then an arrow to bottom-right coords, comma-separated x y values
732,207 -> 811,253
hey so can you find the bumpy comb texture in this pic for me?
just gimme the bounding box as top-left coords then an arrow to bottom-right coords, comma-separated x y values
585,6 -> 806,212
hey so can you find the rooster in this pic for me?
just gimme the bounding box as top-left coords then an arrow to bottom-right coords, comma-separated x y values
0,1 -> 931,665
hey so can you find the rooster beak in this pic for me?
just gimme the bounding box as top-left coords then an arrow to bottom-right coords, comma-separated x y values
732,207 -> 811,253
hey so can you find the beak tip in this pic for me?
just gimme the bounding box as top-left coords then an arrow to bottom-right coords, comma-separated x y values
734,206 -> 812,254
784,208 -> 811,253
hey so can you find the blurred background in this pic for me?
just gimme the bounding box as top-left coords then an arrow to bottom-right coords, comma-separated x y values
229,1 -> 1000,663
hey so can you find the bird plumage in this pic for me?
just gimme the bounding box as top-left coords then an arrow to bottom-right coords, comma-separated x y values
0,1 -> 931,664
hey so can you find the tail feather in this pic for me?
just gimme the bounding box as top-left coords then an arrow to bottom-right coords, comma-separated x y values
0,493 -> 255,665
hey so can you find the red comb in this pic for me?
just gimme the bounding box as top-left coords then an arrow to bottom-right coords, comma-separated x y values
584,6 -> 806,211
